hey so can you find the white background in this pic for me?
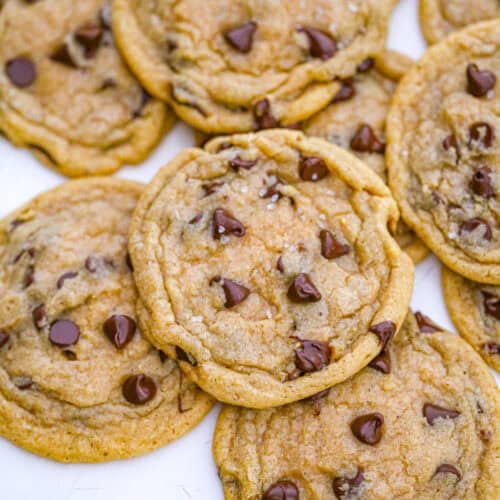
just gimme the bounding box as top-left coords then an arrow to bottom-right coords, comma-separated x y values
0,0 -> 498,498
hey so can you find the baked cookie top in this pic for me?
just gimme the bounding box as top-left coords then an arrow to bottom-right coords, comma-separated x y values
420,0 -> 500,45
112,0 -> 396,134
129,130 -> 414,409
303,49 -> 428,264
0,178 -> 213,463
0,0 -> 172,178
214,311 -> 500,500
442,266 -> 500,371
387,20 -> 500,284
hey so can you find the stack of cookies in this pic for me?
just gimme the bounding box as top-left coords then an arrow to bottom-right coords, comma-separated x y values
0,0 -> 498,499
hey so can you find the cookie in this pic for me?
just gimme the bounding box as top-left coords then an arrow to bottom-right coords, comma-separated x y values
213,310 -> 500,499
442,266 -> 500,371
387,20 -> 500,284
129,129 -> 414,409
0,0 -> 173,178
0,178 -> 213,462
420,0 -> 500,45
112,0 -> 397,134
303,49 -> 428,264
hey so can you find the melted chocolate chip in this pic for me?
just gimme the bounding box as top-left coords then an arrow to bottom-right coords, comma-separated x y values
75,25 -> 103,58
158,350 -> 168,363
212,208 -> 246,239
14,376 -> 33,390
189,213 -> 203,225
277,256 -> 285,273
310,388 -> 330,415
332,79 -> 355,103
482,292 -> 500,319
23,264 -> 35,288
261,179 -> 285,200
262,480 -> 299,500
469,122 -> 495,148
103,315 -> 137,349
459,218 -> 492,241
13,247 -> 35,264
333,469 -> 364,499
122,374 -> 157,405
350,124 -> 385,153
132,89 -> 151,118
62,350 -> 77,361
85,255 -> 105,273
357,57 -> 375,73
49,320 -> 80,347
415,312 -> 442,333
470,166 -> 494,198
299,26 -> 337,60
5,57 -> 36,87
288,273 -> 322,303
254,98 -> 279,129
294,339 -> 330,372
229,156 -> 257,171
217,278 -> 250,308
319,230 -> 350,259
442,134 -> 459,153
350,413 -> 384,445
369,321 -> 396,349
466,63 -> 496,97
224,22 -> 257,53
368,349 -> 391,374
202,181 -> 225,197
56,271 -> 78,289
434,464 -> 461,481
423,403 -> 460,425
32,304 -> 47,329
482,342 -> 500,355
0,331 -> 9,348
299,156 -> 329,181
51,44 -> 77,67
175,346 -> 198,366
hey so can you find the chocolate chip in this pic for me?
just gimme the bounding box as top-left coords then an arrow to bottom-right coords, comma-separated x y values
103,315 -> 137,349
332,79 -> 356,103
333,469 -> 364,499
442,134 -> 459,153
229,156 -> 257,171
212,208 -> 246,239
482,342 -> 500,355
224,22 -> 257,53
218,278 -> 250,308
23,264 -> 35,288
459,218 -> 492,241
415,312 -> 442,333
368,349 -> 391,374
13,247 -> 34,264
14,376 -> 33,390
0,331 -> 9,348
310,388 -> 330,415
75,25 -> 103,58
262,480 -> 299,500
357,57 -> 375,73
32,304 -> 47,329
261,178 -> 285,200
434,464 -> 461,481
62,350 -> 77,361
51,45 -> 77,67
49,320 -> 80,347
294,339 -> 330,372
298,26 -> 337,60
288,273 -> 321,303
482,292 -> 500,319
202,181 -> 225,197
122,374 -> 157,405
253,98 -> 279,129
469,122 -> 495,148
158,350 -> 168,363
56,271 -> 78,289
350,413 -> 384,445
470,166 -> 494,198
132,89 -> 151,118
175,346 -> 197,366
423,403 -> 460,425
319,230 -> 350,259
369,321 -> 396,349
189,213 -> 203,225
466,63 -> 496,97
125,252 -> 134,271
350,124 -> 385,153
299,156 -> 329,181
5,57 -> 36,87
85,255 -> 102,273
277,256 -> 285,273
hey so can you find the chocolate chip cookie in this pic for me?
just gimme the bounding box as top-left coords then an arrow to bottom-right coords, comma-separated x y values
420,0 -> 500,45
442,266 -> 500,371
213,310 -> 500,499
0,0 -> 173,178
129,129 -> 414,409
387,20 -> 500,284
0,178 -> 213,462
112,0 -> 397,134
303,49 -> 428,264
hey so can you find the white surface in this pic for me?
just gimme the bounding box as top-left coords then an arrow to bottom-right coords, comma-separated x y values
0,0 -> 498,498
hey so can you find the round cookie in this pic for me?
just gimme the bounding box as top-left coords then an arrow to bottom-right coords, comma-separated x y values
387,20 -> 500,284
214,310 -> 500,500
303,49 -> 428,264
0,178 -> 213,463
442,266 -> 500,371
112,0 -> 397,134
129,129 -> 414,409
0,0 -> 173,178
420,0 -> 500,45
